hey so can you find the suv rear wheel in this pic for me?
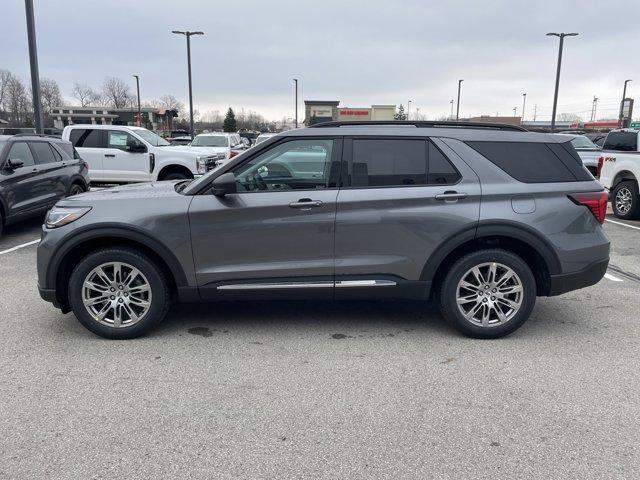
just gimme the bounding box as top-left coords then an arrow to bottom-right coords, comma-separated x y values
68,247 -> 171,339
611,180 -> 640,219
439,249 -> 536,339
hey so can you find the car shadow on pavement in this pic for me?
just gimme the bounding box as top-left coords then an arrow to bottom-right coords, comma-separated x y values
0,216 -> 44,248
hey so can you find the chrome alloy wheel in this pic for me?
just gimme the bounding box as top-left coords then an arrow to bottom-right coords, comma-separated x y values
615,187 -> 633,215
82,262 -> 152,327
456,262 -> 523,327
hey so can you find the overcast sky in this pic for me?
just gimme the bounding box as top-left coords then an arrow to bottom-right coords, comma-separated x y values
3,0 -> 639,121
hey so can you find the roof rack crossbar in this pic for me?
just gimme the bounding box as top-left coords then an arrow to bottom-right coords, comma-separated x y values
11,133 -> 61,139
308,120 -> 528,132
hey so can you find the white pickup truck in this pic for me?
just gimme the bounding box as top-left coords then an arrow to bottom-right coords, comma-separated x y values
598,129 -> 640,219
62,125 -> 225,183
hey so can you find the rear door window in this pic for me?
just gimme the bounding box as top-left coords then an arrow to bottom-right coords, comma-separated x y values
69,128 -> 104,148
466,141 -> 577,183
30,142 -> 61,164
603,131 -> 638,151
350,138 -> 427,187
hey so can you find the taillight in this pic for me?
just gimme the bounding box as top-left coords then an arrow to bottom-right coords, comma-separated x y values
596,156 -> 604,177
229,150 -> 238,159
568,191 -> 608,224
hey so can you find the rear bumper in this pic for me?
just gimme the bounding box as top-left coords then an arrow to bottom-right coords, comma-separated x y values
548,258 -> 609,296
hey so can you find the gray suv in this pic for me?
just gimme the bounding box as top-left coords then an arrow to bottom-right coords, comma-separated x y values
37,121 -> 610,339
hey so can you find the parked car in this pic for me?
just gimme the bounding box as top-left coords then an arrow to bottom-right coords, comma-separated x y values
586,133 -> 608,148
0,127 -> 36,135
598,129 -> 640,218
169,136 -> 192,146
62,125 -> 223,183
38,121 -> 609,340
190,132 -> 249,166
254,132 -> 278,145
554,134 -> 601,177
0,134 -> 89,236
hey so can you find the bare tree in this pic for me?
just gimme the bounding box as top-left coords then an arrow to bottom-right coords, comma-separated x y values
0,69 -> 12,112
71,82 -> 100,107
101,77 -> 133,108
39,78 -> 63,113
4,73 -> 30,124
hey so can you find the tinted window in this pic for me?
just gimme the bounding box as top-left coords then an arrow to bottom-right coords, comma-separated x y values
428,142 -> 460,184
6,142 -> 35,167
351,139 -> 426,187
69,128 -> 103,148
192,135 -> 229,147
234,139 -> 333,191
30,142 -> 60,164
603,131 -> 638,152
466,141 -> 576,183
56,142 -> 75,159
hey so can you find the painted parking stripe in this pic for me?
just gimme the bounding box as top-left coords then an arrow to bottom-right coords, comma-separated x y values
604,272 -> 623,282
0,239 -> 40,255
605,218 -> 640,231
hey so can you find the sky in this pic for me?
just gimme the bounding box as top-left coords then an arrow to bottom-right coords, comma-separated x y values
3,0 -> 639,122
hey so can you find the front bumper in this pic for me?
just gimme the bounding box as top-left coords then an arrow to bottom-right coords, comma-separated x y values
548,258 -> 609,296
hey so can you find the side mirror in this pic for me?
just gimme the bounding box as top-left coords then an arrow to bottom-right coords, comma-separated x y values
211,172 -> 237,197
128,141 -> 146,153
6,158 -> 24,169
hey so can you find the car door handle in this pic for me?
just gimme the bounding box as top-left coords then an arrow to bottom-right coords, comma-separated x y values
104,154 -> 116,158
435,191 -> 468,201
289,198 -> 323,209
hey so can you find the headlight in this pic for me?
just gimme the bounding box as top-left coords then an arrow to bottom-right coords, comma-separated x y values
196,156 -> 207,174
45,206 -> 92,229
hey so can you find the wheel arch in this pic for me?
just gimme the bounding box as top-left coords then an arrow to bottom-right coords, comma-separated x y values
157,162 -> 195,180
612,170 -> 638,189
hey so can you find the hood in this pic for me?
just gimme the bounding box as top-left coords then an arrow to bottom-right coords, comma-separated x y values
163,145 -> 228,155
60,181 -> 183,204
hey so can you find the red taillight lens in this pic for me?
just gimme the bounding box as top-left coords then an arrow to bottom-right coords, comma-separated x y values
229,150 -> 238,159
568,191 -> 608,224
596,156 -> 604,177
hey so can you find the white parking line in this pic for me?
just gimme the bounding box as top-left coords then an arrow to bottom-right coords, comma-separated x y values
604,272 -> 623,282
605,218 -> 640,231
0,239 -> 40,255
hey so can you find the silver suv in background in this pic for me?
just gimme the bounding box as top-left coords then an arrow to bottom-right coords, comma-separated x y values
38,121 -> 609,340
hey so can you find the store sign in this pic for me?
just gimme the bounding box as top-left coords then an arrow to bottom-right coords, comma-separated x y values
310,107 -> 333,117
339,109 -> 370,117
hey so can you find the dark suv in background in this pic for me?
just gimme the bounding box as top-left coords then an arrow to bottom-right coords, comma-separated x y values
0,134 -> 89,236
37,121 -> 609,340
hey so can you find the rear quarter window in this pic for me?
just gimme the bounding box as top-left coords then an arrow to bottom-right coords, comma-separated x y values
466,141 -> 588,183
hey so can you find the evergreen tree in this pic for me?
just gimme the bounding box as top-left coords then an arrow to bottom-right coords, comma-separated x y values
394,104 -> 407,121
223,107 -> 237,132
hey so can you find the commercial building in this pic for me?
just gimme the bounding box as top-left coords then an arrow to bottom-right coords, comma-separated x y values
51,106 -> 179,131
304,100 -> 396,125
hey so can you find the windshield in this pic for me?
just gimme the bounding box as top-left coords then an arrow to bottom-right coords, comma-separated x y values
570,136 -> 598,149
135,129 -> 170,146
192,135 -> 229,147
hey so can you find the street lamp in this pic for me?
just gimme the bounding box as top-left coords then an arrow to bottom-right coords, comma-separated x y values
546,32 -> 579,132
619,79 -> 632,127
172,30 -> 204,139
521,93 -> 527,122
456,79 -> 463,120
407,100 -> 412,120
450,99 -> 454,120
591,96 -> 598,122
133,75 -> 141,127
293,78 -> 298,128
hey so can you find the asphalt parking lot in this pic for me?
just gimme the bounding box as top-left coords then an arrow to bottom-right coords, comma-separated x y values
1,212 -> 639,479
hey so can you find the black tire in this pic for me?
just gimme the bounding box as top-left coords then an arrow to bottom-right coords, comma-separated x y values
68,183 -> 85,197
162,172 -> 192,181
68,247 -> 171,339
439,249 -> 536,339
611,180 -> 640,220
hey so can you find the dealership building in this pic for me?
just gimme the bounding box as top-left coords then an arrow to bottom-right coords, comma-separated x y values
304,100 -> 396,125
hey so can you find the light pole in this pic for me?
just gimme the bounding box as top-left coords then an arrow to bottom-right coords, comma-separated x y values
592,97 -> 598,123
172,30 -> 204,139
450,99 -> 454,120
619,79 -> 632,127
415,107 -> 420,120
133,75 -> 141,127
456,79 -> 463,120
407,100 -> 412,120
547,32 -> 579,132
513,107 -> 517,117
24,0 -> 43,134
293,78 -> 298,128
521,93 -> 527,122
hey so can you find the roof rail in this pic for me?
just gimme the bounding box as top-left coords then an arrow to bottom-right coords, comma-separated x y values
308,120 -> 528,132
11,133 -> 62,139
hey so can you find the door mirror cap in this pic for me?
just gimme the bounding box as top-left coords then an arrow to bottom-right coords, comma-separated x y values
6,158 -> 24,169
128,141 -> 147,153
211,172 -> 237,197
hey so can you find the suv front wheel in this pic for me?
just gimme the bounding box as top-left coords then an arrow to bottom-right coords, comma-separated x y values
439,249 -> 536,339
68,247 -> 171,339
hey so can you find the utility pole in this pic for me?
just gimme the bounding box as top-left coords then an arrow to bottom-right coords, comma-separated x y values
513,107 -> 517,117
619,79 -> 632,127
415,107 -> 420,120
456,79 -> 463,120
172,30 -> 204,139
547,32 -> 579,132
592,97 -> 598,123
293,78 -> 298,128
407,100 -> 412,120
450,99 -> 454,120
133,75 -> 141,127
24,0 -> 43,134
521,93 -> 527,122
